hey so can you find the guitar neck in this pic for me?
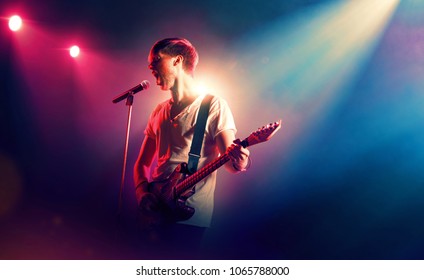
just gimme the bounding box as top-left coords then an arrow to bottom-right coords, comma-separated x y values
174,120 -> 281,196
175,152 -> 231,196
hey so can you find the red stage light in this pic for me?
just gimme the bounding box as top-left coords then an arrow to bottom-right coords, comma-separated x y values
70,45 -> 80,58
9,15 -> 22,31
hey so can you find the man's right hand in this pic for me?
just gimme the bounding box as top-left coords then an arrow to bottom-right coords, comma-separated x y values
138,192 -> 159,212
137,188 -> 162,232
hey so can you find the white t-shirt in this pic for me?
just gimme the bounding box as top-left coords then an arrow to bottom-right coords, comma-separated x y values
144,94 -> 236,227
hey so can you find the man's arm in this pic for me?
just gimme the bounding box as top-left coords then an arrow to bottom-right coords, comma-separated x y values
134,136 -> 156,205
216,130 -> 250,173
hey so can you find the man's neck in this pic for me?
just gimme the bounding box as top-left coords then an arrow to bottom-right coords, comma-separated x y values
170,74 -> 199,107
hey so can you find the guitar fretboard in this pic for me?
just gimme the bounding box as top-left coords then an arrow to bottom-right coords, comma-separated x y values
175,152 -> 231,196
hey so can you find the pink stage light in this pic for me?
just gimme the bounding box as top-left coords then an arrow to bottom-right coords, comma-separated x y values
70,45 -> 80,58
9,15 -> 22,31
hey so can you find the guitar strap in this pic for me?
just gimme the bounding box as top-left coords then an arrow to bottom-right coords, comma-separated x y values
187,94 -> 213,174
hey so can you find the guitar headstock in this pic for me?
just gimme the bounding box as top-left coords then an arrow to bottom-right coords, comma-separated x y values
241,120 -> 282,148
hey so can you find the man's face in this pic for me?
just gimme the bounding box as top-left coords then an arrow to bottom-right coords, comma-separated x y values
148,51 -> 178,91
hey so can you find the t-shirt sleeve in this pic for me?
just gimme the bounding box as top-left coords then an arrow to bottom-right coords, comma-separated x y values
208,96 -> 237,139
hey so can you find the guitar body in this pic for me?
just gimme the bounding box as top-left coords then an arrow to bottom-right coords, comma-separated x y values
146,163 -> 196,226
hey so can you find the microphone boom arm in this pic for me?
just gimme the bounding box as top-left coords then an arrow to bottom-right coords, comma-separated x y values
112,80 -> 150,103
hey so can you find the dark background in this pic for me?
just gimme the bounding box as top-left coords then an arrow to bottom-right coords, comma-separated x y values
1,0 -> 424,259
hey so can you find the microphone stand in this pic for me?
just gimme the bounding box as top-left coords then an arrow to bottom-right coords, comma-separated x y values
112,82 -> 149,241
116,92 -> 135,220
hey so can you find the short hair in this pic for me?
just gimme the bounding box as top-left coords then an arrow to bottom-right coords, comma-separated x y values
149,38 -> 199,75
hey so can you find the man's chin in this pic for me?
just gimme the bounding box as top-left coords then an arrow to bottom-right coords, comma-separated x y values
159,84 -> 174,91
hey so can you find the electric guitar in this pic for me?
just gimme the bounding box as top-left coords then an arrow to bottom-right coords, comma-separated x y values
140,120 -> 282,228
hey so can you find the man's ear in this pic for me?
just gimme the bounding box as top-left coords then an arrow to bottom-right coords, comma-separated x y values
174,55 -> 184,66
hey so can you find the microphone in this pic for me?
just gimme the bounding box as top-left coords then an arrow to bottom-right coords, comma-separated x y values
112,80 -> 150,103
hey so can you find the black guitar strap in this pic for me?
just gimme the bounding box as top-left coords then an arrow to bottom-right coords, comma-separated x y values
187,94 -> 213,174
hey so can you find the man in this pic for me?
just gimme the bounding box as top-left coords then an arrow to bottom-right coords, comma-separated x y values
133,38 -> 250,257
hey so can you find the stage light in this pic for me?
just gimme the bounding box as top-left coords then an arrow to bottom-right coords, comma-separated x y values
70,45 -> 80,58
9,15 -> 22,31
